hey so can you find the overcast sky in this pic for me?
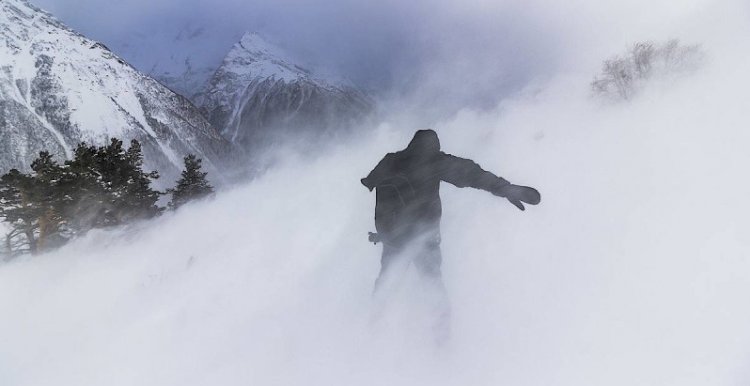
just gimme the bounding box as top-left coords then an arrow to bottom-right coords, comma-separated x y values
32,0 -> 721,117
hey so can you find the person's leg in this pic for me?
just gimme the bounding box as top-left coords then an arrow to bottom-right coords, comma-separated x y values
373,242 -> 399,294
370,240 -> 408,328
413,232 -> 442,278
413,232 -> 451,344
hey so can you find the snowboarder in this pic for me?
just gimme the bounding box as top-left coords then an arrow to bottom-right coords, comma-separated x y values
361,129 -> 540,293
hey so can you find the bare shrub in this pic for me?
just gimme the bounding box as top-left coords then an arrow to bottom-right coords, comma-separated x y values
592,39 -> 704,101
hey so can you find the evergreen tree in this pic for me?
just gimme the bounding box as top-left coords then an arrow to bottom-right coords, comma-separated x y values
0,169 -> 40,255
169,154 -> 214,209
0,138 -> 166,257
94,139 -> 162,224
59,142 -> 107,232
29,151 -> 67,251
0,152 -> 66,255
122,139 -> 162,220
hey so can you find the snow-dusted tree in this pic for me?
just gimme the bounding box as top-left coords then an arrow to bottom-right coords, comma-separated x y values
0,152 -> 67,256
0,139 -> 164,257
0,169 -> 41,256
168,154 -> 214,209
592,39 -> 703,101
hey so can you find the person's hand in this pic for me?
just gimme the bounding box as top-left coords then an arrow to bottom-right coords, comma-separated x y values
368,232 -> 380,244
361,178 -> 374,191
495,184 -> 541,211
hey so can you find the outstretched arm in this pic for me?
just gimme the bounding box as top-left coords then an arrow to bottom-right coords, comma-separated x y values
439,153 -> 540,210
439,154 -> 510,191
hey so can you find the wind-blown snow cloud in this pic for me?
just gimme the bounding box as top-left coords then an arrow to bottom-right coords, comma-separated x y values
31,0 -> 717,117
3,0 -> 750,385
36,0 -> 558,94
33,0 -> 733,119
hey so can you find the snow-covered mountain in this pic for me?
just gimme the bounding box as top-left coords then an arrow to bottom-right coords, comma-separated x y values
113,24 -> 240,101
0,0 -> 230,183
195,32 -> 373,156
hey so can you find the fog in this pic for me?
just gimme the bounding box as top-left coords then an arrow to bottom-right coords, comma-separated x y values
32,0 -> 716,115
3,0 -> 750,384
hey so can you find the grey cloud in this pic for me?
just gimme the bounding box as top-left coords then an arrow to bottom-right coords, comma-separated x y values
31,0 -> 712,120
33,0 -> 565,115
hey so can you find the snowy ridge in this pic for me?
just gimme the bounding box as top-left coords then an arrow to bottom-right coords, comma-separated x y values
215,32 -> 354,86
0,0 -> 229,183
222,32 -> 308,82
196,32 -> 373,154
114,24 -> 237,100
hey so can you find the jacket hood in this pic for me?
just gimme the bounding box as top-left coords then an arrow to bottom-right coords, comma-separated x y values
405,129 -> 440,155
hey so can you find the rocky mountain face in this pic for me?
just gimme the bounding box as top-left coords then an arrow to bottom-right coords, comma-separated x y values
0,0 -> 230,185
195,32 -> 373,160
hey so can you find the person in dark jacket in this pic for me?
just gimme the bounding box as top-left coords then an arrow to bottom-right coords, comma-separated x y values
361,129 -> 540,292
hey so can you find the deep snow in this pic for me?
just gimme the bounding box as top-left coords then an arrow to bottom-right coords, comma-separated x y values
2,0 -> 750,385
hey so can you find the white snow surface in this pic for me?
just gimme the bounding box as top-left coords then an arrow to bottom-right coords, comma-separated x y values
2,1 -> 750,385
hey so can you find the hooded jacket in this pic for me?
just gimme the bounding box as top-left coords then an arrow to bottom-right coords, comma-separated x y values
362,130 -> 510,244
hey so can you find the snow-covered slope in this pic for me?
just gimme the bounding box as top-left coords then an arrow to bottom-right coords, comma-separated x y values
0,0 -> 230,182
2,41 -> 750,384
196,32 -> 373,156
3,0 -> 750,385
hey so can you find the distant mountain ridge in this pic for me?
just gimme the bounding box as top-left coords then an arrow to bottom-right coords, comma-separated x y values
0,0 -> 230,183
114,24 -> 238,101
195,32 -> 374,156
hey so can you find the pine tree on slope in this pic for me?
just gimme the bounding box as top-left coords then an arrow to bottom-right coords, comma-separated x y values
95,139 -> 162,224
169,154 -> 214,210
0,152 -> 67,255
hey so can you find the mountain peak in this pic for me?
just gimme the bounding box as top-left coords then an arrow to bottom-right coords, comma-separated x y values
237,32 -> 283,56
219,31 -> 311,83
0,0 -> 229,182
196,31 -> 374,156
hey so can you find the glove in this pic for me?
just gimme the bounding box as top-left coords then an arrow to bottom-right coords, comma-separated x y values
495,184 -> 541,211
